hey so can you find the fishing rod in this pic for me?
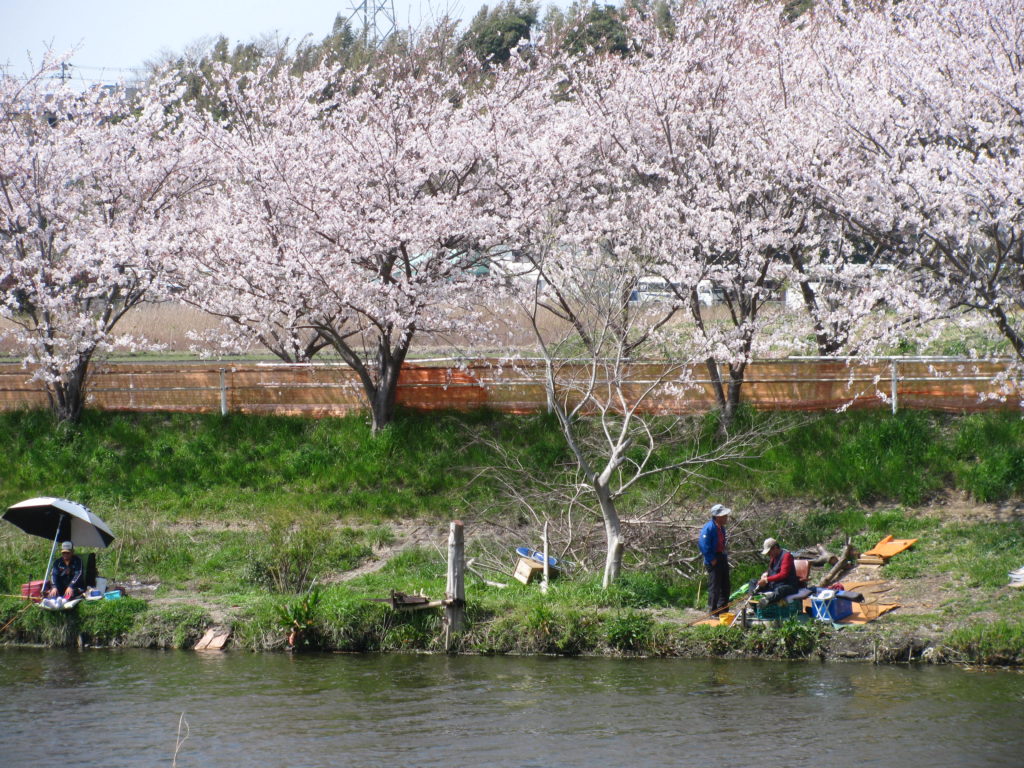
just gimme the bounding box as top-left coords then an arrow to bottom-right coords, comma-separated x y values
686,586 -> 755,626
0,601 -> 34,634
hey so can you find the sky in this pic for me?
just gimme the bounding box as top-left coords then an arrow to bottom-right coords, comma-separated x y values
0,0 -> 510,84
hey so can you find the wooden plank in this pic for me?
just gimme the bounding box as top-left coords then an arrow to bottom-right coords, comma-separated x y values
389,590 -> 430,608
195,629 -> 231,651
397,600 -> 444,611
205,631 -> 231,650
194,629 -> 217,651
857,554 -> 887,565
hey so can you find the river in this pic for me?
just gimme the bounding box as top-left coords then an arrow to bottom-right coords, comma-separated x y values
1,649 -> 1021,767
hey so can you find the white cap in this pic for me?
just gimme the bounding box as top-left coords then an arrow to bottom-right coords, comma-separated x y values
710,504 -> 731,518
761,537 -> 778,555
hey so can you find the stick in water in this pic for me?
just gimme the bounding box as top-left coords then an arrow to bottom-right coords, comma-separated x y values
172,712 -> 190,768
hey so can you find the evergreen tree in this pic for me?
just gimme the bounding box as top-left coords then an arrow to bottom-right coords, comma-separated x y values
458,1 -> 538,65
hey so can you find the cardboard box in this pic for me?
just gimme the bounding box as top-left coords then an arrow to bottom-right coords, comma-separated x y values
513,557 -> 546,585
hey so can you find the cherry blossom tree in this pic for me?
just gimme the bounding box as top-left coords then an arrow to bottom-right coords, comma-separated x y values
481,18 -> 789,586
0,62 -> 203,423
170,57 -> 336,364
799,0 -> 1023,366
173,45 -> 503,432
539,3 -> 822,433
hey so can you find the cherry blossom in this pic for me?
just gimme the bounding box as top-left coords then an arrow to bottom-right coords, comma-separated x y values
0,62 -> 204,422
172,48 -> 504,432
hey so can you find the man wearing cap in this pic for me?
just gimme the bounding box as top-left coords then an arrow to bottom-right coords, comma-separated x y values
755,538 -> 801,606
46,541 -> 84,600
698,504 -> 731,613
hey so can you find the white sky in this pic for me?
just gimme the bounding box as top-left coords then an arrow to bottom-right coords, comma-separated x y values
1,0 -> 530,84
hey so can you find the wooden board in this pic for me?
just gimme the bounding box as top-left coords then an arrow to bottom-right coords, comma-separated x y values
857,555 -> 886,566
842,580 -> 886,591
862,535 -> 918,559
194,629 -> 217,650
195,629 -> 231,651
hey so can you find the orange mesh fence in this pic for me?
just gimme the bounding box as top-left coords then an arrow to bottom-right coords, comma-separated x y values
0,358 -> 1019,416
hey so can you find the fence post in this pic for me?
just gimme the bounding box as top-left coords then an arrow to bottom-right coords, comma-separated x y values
443,520 -> 465,652
219,368 -> 228,416
541,520 -> 550,595
891,359 -> 898,415
545,358 -> 555,414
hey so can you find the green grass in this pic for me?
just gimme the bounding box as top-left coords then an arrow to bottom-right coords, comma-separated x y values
4,407 -> 1024,519
944,619 -> 1024,665
2,407 -> 1024,664
0,407 -> 571,520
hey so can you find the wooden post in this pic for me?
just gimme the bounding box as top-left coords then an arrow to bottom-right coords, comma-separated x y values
219,368 -> 228,416
891,359 -> 898,415
541,521 -> 550,595
444,520 -> 465,652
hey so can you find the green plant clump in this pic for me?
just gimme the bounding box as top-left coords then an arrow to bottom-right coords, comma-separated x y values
944,620 -> 1024,666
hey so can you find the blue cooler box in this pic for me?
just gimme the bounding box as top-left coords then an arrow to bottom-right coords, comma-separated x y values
811,594 -> 852,622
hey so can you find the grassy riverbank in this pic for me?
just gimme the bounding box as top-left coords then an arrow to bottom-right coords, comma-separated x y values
1,408 -> 1023,665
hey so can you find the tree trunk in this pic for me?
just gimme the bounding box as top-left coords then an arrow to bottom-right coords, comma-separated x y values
712,362 -> 746,437
369,377 -> 399,434
48,357 -> 91,424
325,326 -> 411,435
722,369 -> 743,432
369,337 -> 408,434
596,482 -> 623,588
987,304 -> 1024,361
704,357 -> 727,412
789,248 -> 848,356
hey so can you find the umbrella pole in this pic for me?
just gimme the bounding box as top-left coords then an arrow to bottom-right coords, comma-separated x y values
41,517 -> 62,595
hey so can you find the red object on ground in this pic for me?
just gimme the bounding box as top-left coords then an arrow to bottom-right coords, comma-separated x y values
20,580 -> 45,602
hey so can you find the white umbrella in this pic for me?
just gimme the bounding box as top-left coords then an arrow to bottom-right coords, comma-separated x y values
3,497 -> 116,591
4,497 -> 116,548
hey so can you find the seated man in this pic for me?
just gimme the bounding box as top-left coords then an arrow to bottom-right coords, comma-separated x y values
46,541 -> 84,600
755,537 -> 802,606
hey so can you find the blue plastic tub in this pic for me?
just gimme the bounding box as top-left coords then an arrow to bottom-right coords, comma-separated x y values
811,595 -> 852,621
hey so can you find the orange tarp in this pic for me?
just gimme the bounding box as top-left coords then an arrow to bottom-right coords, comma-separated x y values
863,535 -> 918,559
835,602 -> 900,625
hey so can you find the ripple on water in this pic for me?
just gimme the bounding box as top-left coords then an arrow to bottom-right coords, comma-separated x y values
1,650 -> 1021,768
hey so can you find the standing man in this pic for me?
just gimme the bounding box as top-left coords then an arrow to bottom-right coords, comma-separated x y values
755,537 -> 801,606
46,541 -> 84,599
699,504 -> 731,614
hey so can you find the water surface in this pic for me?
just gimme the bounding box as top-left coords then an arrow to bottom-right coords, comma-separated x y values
1,649 -> 1021,767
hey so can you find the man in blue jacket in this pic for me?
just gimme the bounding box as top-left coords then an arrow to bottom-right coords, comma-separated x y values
46,541 -> 84,599
698,504 -> 731,614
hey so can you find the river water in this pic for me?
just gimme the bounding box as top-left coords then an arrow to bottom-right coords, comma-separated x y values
1,649 -> 1021,768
